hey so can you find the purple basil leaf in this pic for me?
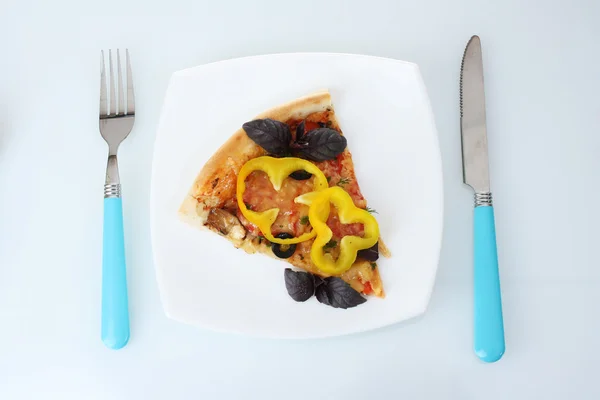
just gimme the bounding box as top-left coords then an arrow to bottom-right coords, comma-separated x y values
320,277 -> 366,309
243,118 -> 292,156
296,120 -> 306,140
291,128 -> 347,161
315,284 -> 331,306
357,242 -> 379,261
313,275 -> 325,287
284,268 -> 315,302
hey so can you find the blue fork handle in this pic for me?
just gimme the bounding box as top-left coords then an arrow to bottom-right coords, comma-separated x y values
473,206 -> 505,362
101,197 -> 130,350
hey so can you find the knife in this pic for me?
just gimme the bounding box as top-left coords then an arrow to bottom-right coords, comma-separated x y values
460,35 -> 505,363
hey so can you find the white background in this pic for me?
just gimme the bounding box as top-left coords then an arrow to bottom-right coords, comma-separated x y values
1,1 -> 599,399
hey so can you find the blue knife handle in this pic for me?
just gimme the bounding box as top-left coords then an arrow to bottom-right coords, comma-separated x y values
473,205 -> 505,362
101,197 -> 130,350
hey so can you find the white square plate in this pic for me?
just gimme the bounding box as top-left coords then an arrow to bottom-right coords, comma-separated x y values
151,53 -> 443,338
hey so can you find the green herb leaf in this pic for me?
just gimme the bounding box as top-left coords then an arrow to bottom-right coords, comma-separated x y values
370,262 -> 377,270
323,240 -> 337,249
300,216 -> 309,225
365,206 -> 377,214
336,177 -> 351,187
245,203 -> 253,210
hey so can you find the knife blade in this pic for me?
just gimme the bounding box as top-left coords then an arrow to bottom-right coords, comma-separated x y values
460,35 -> 505,363
460,35 -> 490,193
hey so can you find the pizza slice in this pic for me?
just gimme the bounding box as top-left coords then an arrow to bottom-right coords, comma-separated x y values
179,90 -> 390,303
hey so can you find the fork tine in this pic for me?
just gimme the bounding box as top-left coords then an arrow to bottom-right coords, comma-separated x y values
109,50 -> 116,116
117,50 -> 124,115
100,51 -> 107,117
126,49 -> 135,115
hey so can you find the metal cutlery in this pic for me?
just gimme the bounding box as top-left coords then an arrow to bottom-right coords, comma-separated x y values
99,49 -> 135,350
460,36 -> 505,362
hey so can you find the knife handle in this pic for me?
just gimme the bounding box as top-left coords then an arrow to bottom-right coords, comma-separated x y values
101,195 -> 130,350
473,203 -> 505,362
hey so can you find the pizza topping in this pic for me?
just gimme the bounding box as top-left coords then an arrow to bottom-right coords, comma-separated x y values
295,120 -> 307,140
242,119 -> 292,156
289,128 -> 347,162
206,208 -> 246,240
336,177 -> 351,187
315,276 -> 367,309
326,207 -> 364,239
323,239 -> 337,250
313,275 -> 324,287
314,281 -> 331,306
295,120 -> 320,140
240,171 -> 311,237
284,269 -> 314,302
289,170 -> 312,180
242,118 -> 346,161
284,268 -> 366,308
357,242 -> 379,261
236,156 -> 328,244
362,281 -> 373,295
271,233 -> 298,259
295,187 -> 379,275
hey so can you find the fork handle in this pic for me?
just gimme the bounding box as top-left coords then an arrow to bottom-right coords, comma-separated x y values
102,193 -> 130,350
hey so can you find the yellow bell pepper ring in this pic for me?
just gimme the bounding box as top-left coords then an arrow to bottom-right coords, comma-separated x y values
236,156 -> 329,244
295,187 -> 380,275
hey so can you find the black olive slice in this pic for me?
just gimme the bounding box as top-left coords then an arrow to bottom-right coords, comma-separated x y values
271,232 -> 297,259
289,170 -> 312,180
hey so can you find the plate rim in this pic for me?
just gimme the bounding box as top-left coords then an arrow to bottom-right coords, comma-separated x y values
172,51 -> 421,76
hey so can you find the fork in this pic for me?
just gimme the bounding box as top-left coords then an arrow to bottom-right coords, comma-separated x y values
99,49 -> 135,350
